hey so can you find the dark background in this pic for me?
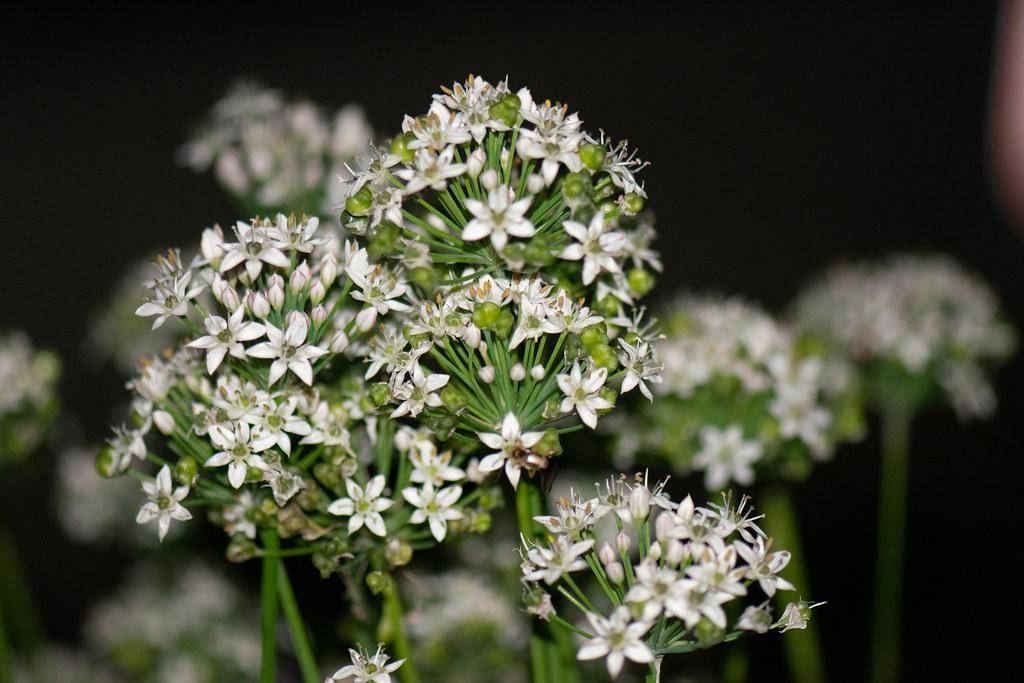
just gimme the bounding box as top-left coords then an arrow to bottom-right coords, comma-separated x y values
2,4 -> 1022,681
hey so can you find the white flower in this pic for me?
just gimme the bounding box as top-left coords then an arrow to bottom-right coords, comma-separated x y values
402,481 -> 463,542
476,413 -> 544,489
770,385 -> 832,458
206,422 -> 270,488
618,339 -> 662,401
327,645 -> 404,683
409,442 -> 465,487
135,270 -> 206,329
249,396 -> 312,455
245,315 -> 327,385
559,212 -> 625,285
734,537 -> 795,597
557,362 -> 612,429
135,465 -> 191,541
218,221 -> 291,280
461,185 -> 536,250
522,534 -> 594,585
390,363 -> 449,418
187,307 -> 266,374
327,475 -> 394,537
576,607 -> 653,679
107,425 -> 147,472
347,249 -> 412,331
395,147 -> 466,194
625,558 -> 684,621
664,579 -> 731,630
736,602 -> 774,633
534,490 -> 606,537
693,424 -> 762,491
267,215 -> 327,253
774,601 -> 825,633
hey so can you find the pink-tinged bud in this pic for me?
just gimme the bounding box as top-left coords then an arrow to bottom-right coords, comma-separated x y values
527,173 -> 545,194
211,275 -> 228,303
480,168 -> 499,190
290,262 -> 311,294
629,484 -> 651,522
616,532 -> 632,555
320,254 -> 339,288
311,304 -> 328,327
648,541 -> 662,561
598,542 -> 617,566
478,365 -> 495,384
666,539 -> 687,566
462,323 -> 481,349
201,225 -> 224,267
510,363 -> 526,381
605,561 -> 625,584
268,281 -> 285,310
467,148 -> 486,178
286,310 -> 309,330
153,410 -> 175,435
246,291 -> 271,318
655,510 -> 675,543
330,331 -> 349,353
531,364 -> 546,380
221,286 -> 241,312
309,280 -> 327,305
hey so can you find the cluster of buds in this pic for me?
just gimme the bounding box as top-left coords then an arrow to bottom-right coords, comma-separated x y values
613,294 -> 864,489
520,473 -> 819,679
0,330 -> 60,465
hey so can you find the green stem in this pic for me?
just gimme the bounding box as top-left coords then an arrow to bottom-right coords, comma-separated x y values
0,596 -> 11,683
517,480 -> 580,683
721,644 -> 750,683
644,655 -> 663,683
0,527 -> 42,653
260,529 -> 280,683
277,562 -> 319,683
870,406 -> 911,683
381,579 -> 420,683
760,484 -> 825,683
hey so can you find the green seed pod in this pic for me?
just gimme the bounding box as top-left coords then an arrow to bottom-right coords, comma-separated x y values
600,200 -> 620,221
494,308 -> 515,339
472,301 -> 501,329
627,267 -> 655,297
385,539 -> 413,567
579,143 -> 606,171
344,186 -> 374,216
562,172 -> 588,199
440,384 -> 469,412
595,294 -> 620,318
534,429 -> 563,457
523,238 -> 554,266
95,445 -> 120,478
369,382 -> 392,406
366,570 -> 390,595
175,456 -> 198,486
389,133 -> 416,163
580,323 -> 609,350
590,342 -> 619,372
599,386 -> 618,412
622,193 -> 645,214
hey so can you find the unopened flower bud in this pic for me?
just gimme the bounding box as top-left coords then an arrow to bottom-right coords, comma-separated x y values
319,254 -> 339,288
616,532 -> 632,555
510,363 -> 526,381
309,280 -> 327,305
666,539 -> 688,566
330,331 -> 349,353
467,148 -> 486,178
286,310 -> 308,330
221,285 -> 241,312
598,542 -> 617,566
606,561 -> 625,584
480,168 -> 499,190
310,304 -> 328,327
530,364 -> 546,380
526,173 -> 545,194
246,291 -> 271,318
648,541 -> 662,561
267,283 -> 285,311
655,511 -> 675,543
153,410 -> 175,435
629,485 -> 651,522
478,365 -> 495,384
462,323 -> 481,348
95,445 -> 120,478
290,262 -> 311,293
201,225 -> 224,267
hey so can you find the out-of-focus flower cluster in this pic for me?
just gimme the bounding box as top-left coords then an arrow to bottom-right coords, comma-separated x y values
792,254 -> 1015,418
612,295 -> 863,490
85,562 -> 260,682
181,81 -> 372,216
101,214 -> 497,581
337,75 -> 662,489
519,473 -> 817,678
0,331 -> 59,464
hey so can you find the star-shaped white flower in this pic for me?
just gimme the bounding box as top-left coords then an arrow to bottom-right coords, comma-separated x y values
559,212 -> 626,285
735,537 -> 795,597
326,645 -> 405,683
402,481 -> 463,542
476,413 -> 544,489
245,315 -> 327,385
205,422 -> 271,488
461,185 -> 536,250
390,363 -> 449,418
135,270 -> 206,329
327,475 -> 394,537
557,362 -> 612,429
187,307 -> 266,374
409,442 -> 465,487
218,221 -> 291,280
135,465 -> 192,541
522,534 -> 595,585
576,607 -> 654,679
395,146 -> 466,194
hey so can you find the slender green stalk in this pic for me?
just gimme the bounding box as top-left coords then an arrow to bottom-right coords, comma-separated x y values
721,645 -> 750,683
0,596 -> 11,683
644,655 -> 663,683
381,579 -> 420,683
0,527 -> 42,654
277,562 -> 319,683
260,529 -> 280,683
760,484 -> 825,683
870,406 -> 911,683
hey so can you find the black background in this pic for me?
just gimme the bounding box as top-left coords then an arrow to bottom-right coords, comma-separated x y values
2,4 -> 1022,681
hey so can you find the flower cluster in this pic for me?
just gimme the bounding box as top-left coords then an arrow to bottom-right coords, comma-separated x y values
520,474 -> 818,678
792,254 -> 1015,418
613,295 -> 863,489
102,214 -> 496,578
85,562 -> 260,681
181,81 -> 373,216
0,331 -> 59,465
